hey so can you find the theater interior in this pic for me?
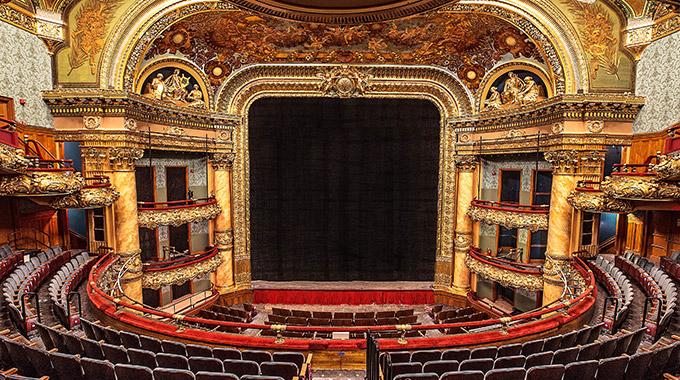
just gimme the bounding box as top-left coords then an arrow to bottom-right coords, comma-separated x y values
1,0 -> 680,379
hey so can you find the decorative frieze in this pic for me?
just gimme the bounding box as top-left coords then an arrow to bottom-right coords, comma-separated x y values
454,155 -> 478,172
601,175 -> 680,200
0,170 -> 83,196
466,203 -> 549,232
567,188 -> 633,214
142,253 -> 222,289
464,253 -> 544,291
210,153 -> 235,171
51,185 -> 120,209
544,150 -> 579,174
138,201 -> 221,229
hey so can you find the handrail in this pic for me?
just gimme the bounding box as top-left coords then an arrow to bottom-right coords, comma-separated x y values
603,296 -> 619,334
20,292 -> 40,325
83,175 -> 111,188
466,291 -> 511,317
89,253 -> 593,339
643,296 -> 663,333
7,229 -> 51,251
469,247 -> 543,273
66,291 -> 82,330
18,136 -> 57,160
143,247 -> 218,272
471,199 -> 549,213
137,197 -> 217,211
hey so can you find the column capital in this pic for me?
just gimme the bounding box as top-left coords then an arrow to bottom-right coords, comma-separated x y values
544,149 -> 605,175
210,152 -> 235,171
454,155 -> 478,172
109,147 -> 144,171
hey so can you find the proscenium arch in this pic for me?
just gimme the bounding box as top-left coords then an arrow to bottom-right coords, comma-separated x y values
217,63 -> 469,291
100,0 -> 588,94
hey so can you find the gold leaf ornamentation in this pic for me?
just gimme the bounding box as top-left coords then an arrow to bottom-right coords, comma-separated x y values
68,0 -> 122,75
0,145 -> 30,173
51,185 -> 120,209
464,253 -> 543,291
601,175 -> 680,200
466,204 -> 548,232
138,202 -> 221,229
142,253 -> 222,289
0,170 -> 84,196
567,189 -> 633,213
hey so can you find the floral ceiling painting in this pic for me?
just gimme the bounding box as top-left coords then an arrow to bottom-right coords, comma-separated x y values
142,10 -> 548,92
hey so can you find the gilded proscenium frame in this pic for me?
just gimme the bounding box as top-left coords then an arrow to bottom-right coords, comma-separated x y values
215,63 -> 472,291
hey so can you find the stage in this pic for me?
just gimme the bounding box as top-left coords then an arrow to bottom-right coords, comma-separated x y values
252,281 -> 435,305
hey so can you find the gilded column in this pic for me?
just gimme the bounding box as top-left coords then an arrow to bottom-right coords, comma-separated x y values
210,153 -> 235,294
108,147 -> 144,304
452,155 -> 478,295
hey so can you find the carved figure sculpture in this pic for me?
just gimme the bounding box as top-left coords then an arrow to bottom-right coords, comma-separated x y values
150,73 -> 165,100
187,85 -> 206,108
519,76 -> 539,105
484,87 -> 502,110
164,69 -> 190,101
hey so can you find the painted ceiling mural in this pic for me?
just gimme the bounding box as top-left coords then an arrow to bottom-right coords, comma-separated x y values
141,10 -> 547,92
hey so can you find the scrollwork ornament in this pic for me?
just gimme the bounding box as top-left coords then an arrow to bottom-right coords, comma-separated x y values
466,204 -> 548,231
454,155 -> 478,172
651,154 -> 680,181
124,118 -> 138,131
0,170 -> 84,196
0,145 -> 30,173
567,189 -> 633,214
551,122 -> 564,134
142,253 -> 222,289
601,175 -> 680,200
51,186 -> 120,209
215,229 -> 233,246
464,253 -> 543,291
317,65 -> 373,98
83,116 -> 101,129
138,202 -> 221,229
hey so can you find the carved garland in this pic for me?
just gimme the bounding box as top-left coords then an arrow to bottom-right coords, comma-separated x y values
142,253 -> 222,289
0,145 -> 31,173
51,186 -> 121,209
0,170 -> 84,196
138,202 -> 221,229
464,253 -> 543,291
566,189 -> 633,213
466,204 -> 548,232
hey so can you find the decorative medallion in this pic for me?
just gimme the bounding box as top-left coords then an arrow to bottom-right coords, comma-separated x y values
138,201 -> 221,229
162,126 -> 188,136
317,65 -> 373,98
552,122 -> 564,134
83,116 -> 101,129
124,117 -> 138,131
587,120 -> 604,133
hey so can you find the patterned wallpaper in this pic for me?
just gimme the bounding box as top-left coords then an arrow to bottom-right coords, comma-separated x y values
136,153 -> 208,190
481,155 -> 551,191
634,31 -> 680,134
0,21 -> 53,128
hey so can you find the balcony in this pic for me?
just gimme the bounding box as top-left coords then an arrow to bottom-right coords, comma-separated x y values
0,158 -> 83,197
138,197 -> 221,229
142,247 -> 223,289
51,176 -> 120,209
464,247 -> 544,291
466,199 -> 548,232
567,180 -> 633,214
601,160 -> 680,201
0,128 -> 30,174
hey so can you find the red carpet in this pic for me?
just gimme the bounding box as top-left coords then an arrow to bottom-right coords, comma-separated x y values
253,289 -> 434,305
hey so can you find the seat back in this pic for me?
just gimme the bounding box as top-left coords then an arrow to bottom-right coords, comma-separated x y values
422,360 -> 459,376
483,368 -> 526,380
140,335 -> 163,353
162,340 -> 187,356
391,362 -> 422,380
81,358 -> 116,380
195,372 -> 239,380
223,359 -> 260,377
493,355 -> 525,369
114,364 -> 154,380
623,350 -> 653,380
128,348 -> 157,368
521,340 -> 544,356
272,352 -> 305,369
552,347 -> 578,365
101,342 -> 129,364
393,373 -> 439,380
524,352 -> 552,369
595,356 -> 629,380
213,347 -> 242,361
186,344 -> 212,358
459,359 -> 493,373
260,361 -> 299,380
411,350 -> 442,364
49,351 -> 84,380
156,353 -> 189,370
496,343 -> 522,358
152,368 -> 196,380
242,350 -> 273,364
189,357 -> 223,374
525,364 -> 564,380
564,360 -> 597,380
440,371 -> 484,380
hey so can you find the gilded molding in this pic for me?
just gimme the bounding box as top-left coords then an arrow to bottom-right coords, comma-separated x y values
142,253 -> 222,289
467,203 -> 548,232
567,189 -> 633,213
601,175 -> 680,200
215,229 -> 233,246
50,185 -> 120,209
318,65 -> 373,98
210,153 -> 235,171
454,155 -> 478,172
464,253 -> 543,291
0,170 -> 84,196
83,116 -> 101,129
0,145 -> 30,173
138,202 -> 221,229
109,147 -> 144,171
651,154 -> 680,181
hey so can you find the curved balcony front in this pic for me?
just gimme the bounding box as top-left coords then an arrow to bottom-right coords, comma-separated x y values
0,158 -> 83,196
601,161 -> 680,201
466,199 -> 548,232
51,176 -> 120,209
0,120 -> 30,174
652,152 -> 680,182
464,247 -> 544,292
137,197 -> 221,229
142,247 -> 223,289
567,180 -> 634,214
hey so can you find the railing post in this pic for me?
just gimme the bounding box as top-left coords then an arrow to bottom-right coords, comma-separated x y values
67,291 -> 82,330
602,296 -> 619,334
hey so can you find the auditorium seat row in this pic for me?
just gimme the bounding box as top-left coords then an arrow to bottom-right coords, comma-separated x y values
433,307 -> 476,323
266,314 -> 419,326
47,252 -> 96,329
211,304 -> 256,322
616,251 -> 678,340
1,246 -> 69,336
660,251 -> 680,283
272,308 -> 414,321
0,246 -> 23,285
590,256 -> 633,332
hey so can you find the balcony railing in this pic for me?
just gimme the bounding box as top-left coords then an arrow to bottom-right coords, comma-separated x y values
0,156 -> 83,196
466,199 -> 549,232
137,197 -> 221,228
50,175 -> 120,209
465,247 -> 544,291
142,247 -> 222,289
567,180 -> 633,214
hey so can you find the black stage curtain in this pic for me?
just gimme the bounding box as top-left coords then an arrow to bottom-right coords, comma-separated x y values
249,98 -> 440,281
